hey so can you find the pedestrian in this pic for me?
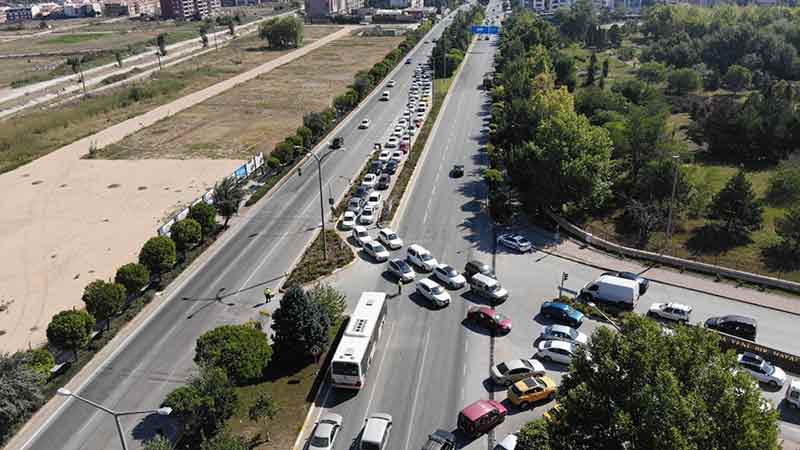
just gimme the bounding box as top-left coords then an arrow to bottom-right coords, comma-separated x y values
263,287 -> 273,304
397,278 -> 403,296
297,167 -> 302,177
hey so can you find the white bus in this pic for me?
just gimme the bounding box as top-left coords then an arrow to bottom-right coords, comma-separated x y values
330,292 -> 388,389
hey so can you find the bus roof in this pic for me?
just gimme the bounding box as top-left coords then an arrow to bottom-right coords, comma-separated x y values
332,292 -> 387,364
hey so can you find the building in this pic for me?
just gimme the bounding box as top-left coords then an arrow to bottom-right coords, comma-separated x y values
0,7 -> 7,23
63,0 -> 103,16
388,0 -> 422,7
36,2 -> 62,16
5,5 -> 33,21
525,0 -> 610,12
305,0 -> 365,19
221,0 -> 270,6
159,0 -> 219,19
103,0 -> 157,16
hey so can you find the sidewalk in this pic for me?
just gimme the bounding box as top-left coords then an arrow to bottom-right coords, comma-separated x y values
532,228 -> 800,316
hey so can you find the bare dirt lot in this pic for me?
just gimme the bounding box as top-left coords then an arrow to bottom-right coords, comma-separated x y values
101,34 -> 404,160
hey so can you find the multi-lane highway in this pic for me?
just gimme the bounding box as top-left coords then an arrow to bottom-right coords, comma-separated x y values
10,13 -> 459,450
303,1 -> 800,447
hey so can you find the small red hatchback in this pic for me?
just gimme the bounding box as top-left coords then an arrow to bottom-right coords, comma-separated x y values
466,306 -> 512,334
457,399 -> 507,437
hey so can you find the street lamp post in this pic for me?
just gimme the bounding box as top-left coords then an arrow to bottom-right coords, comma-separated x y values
294,145 -> 341,261
664,154 -> 681,256
56,388 -> 172,450
587,302 -> 622,332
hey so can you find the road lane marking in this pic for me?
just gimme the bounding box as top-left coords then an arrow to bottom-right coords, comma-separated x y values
402,328 -> 432,450
362,322 -> 396,425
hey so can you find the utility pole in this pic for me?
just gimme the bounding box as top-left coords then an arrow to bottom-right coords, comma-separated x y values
664,154 -> 680,256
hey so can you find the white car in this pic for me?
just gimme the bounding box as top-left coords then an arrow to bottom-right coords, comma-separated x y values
402,110 -> 411,118
361,173 -> 377,188
400,136 -> 411,146
737,352 -> 786,387
398,118 -> 408,126
490,358 -> 545,385
366,192 -> 382,209
363,240 -> 390,262
359,119 -> 371,129
494,434 -> 518,450
390,151 -> 403,161
378,228 -> 403,250
340,211 -> 356,230
385,137 -> 399,148
359,205 -> 377,225
393,125 -> 404,135
433,264 -> 466,289
378,151 -> 391,162
416,278 -> 451,307
540,325 -> 588,346
407,244 -> 438,271
648,302 -> 692,323
497,233 -> 532,253
387,79 -> 396,87
536,340 -> 579,365
309,412 -> 343,450
352,225 -> 371,246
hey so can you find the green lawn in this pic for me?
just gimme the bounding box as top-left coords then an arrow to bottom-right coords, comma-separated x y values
42,33 -> 106,45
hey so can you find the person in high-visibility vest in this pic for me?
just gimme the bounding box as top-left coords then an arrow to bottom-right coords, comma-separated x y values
263,287 -> 273,304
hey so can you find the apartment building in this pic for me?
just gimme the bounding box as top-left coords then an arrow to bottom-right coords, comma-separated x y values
305,0 -> 365,19
5,5 -> 33,21
159,0 -> 219,19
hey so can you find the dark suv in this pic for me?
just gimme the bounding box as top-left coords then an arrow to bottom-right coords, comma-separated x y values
377,174 -> 391,190
540,301 -> 584,327
464,260 -> 495,279
422,429 -> 455,450
705,315 -> 757,341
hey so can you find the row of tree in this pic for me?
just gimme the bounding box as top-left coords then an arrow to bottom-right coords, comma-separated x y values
152,284 -> 346,449
431,6 -> 484,78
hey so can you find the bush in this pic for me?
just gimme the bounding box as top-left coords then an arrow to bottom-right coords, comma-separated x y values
309,283 -> 346,325
0,353 -> 44,443
667,68 -> 701,94
194,324 -> 272,385
24,348 -> 54,378
115,262 -> 150,295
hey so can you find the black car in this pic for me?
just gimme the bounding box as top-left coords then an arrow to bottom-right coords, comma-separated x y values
368,160 -> 384,175
385,160 -> 399,174
450,165 -> 465,178
422,429 -> 456,450
705,315 -> 758,341
377,173 -> 391,190
331,136 -> 344,149
465,260 -> 495,279
602,271 -> 649,295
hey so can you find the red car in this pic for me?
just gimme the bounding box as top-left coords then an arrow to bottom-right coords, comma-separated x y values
466,306 -> 512,333
457,399 -> 507,437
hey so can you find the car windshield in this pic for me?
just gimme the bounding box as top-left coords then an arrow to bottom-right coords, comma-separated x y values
387,233 -> 397,240
375,244 -> 386,252
489,283 -> 501,292
357,231 -> 367,237
497,362 -> 509,374
310,436 -> 329,447
421,253 -> 432,261
431,285 -> 444,294
762,362 -> 775,375
444,266 -> 457,277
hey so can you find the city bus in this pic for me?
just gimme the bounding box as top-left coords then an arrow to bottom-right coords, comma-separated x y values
330,291 -> 388,389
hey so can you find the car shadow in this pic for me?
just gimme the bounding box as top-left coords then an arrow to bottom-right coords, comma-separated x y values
534,357 -> 570,373
317,384 -> 358,409
459,290 -> 493,306
778,400 -> 800,424
482,377 -> 506,393
502,397 -> 556,417
355,249 -> 383,264
460,318 -> 494,337
533,313 -> 556,326
407,291 -> 441,310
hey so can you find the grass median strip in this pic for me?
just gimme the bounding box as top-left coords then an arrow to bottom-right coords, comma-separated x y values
284,230 -> 354,289
386,77 -> 453,222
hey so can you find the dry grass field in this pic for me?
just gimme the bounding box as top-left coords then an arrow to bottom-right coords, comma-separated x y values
101,34 -> 404,160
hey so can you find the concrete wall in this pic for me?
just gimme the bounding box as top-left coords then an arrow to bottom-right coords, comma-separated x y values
546,211 -> 800,295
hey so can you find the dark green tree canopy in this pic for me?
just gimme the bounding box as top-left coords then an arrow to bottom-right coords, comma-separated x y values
139,236 -> 177,277
549,315 -> 779,450
706,170 -> 764,239
114,262 -> 150,295
271,285 -> 331,361
188,202 -> 218,238
259,16 -> 304,49
170,218 -> 202,254
194,324 -> 272,385
0,353 -> 45,442
213,177 -> 245,227
46,310 -> 95,359
82,279 -> 126,330
163,366 -> 238,443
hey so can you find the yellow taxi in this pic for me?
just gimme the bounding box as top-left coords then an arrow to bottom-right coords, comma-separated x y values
543,403 -> 563,423
506,375 -> 557,408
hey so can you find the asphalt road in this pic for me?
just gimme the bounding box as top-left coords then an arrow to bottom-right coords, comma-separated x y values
14,15 -> 456,450
306,3 -> 800,447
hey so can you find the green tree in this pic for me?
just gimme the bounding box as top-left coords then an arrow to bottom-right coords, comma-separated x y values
602,58 -> 609,78
46,310 -> 95,361
585,52 -> 597,86
24,348 -> 54,378
766,162 -> 800,205
227,21 -> 235,36
706,170 -> 764,240
775,206 -> 800,256
271,285 -> 331,361
143,435 -> 173,450
608,24 -> 622,47
637,61 -> 667,84
704,70 -> 721,91
723,64 -> 752,91
156,33 -> 167,56
194,324 -> 272,385
200,430 -> 248,450
553,52 -> 577,91
309,283 -> 346,325
199,27 -> 209,48
163,366 -> 238,443
114,51 -> 123,68
549,315 -> 779,450
139,236 -> 177,279
667,67 -> 701,94
517,419 -> 552,450
0,353 -> 44,442
188,202 -> 218,239
611,79 -> 657,105
170,218 -> 202,257
213,177 -> 245,228
82,280 -> 126,330
259,16 -> 304,49
114,262 -> 150,296
249,393 -> 280,443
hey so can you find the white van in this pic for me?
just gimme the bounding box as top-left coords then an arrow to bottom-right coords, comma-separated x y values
469,273 -> 508,304
361,413 -> 392,450
787,379 -> 800,408
579,275 -> 639,309
407,244 -> 437,272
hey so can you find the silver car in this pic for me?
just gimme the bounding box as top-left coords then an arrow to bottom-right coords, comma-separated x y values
309,412 -> 343,450
539,324 -> 588,346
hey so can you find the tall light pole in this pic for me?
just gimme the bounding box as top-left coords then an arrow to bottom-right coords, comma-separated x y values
664,154 -> 680,256
56,388 -> 172,450
294,145 -> 342,261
